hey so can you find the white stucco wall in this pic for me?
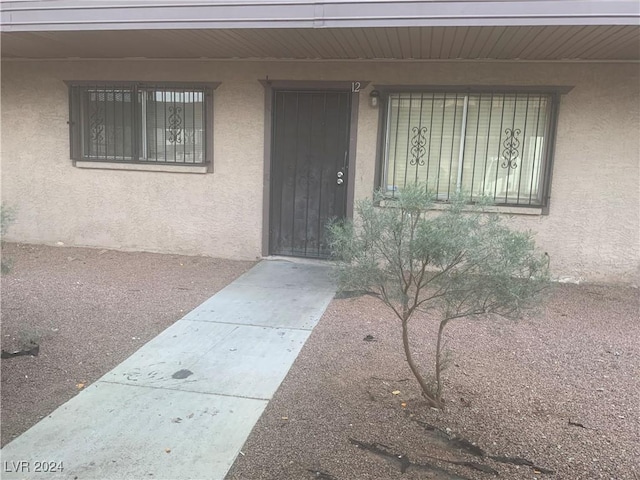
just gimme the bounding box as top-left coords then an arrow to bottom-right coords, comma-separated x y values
1,59 -> 638,283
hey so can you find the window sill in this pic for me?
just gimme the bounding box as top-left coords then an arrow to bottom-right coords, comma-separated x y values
74,161 -> 209,174
378,200 -> 543,216
434,203 -> 543,215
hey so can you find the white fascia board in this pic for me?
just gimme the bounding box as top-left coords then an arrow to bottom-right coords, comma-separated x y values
1,0 -> 639,32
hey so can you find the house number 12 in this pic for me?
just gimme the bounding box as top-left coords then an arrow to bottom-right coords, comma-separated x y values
351,81 -> 361,93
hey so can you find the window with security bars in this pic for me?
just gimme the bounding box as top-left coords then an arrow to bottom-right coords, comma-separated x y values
68,83 -> 212,165
382,92 -> 557,206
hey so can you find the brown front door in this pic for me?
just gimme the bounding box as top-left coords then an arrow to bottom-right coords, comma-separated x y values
269,90 -> 351,258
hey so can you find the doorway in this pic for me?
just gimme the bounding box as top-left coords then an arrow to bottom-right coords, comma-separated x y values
269,89 -> 352,258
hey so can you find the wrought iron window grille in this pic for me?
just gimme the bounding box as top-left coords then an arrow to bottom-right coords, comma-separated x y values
380,91 -> 560,209
67,82 -> 214,167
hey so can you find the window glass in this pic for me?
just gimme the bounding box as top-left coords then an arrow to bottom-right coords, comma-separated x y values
71,83 -> 209,166
384,92 -> 552,206
141,89 -> 205,164
82,88 -> 133,160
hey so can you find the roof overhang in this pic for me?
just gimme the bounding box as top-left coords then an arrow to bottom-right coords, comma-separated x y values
1,0 -> 639,32
1,1 -> 639,61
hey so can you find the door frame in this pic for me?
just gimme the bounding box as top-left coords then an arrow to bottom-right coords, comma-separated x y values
259,79 -> 368,257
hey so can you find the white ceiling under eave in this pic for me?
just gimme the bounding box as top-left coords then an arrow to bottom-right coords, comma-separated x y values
1,26 -> 639,61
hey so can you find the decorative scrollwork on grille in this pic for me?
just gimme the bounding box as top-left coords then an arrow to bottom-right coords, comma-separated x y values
167,106 -> 183,144
501,128 -> 521,169
89,105 -> 104,144
409,126 -> 428,166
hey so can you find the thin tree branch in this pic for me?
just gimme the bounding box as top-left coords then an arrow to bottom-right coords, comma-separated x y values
380,284 -> 403,322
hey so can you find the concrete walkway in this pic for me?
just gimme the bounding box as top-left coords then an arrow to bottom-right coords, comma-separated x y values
0,260 -> 335,480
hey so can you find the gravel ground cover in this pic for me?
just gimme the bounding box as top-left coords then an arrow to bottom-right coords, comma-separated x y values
0,242 -> 255,447
227,283 -> 639,480
2,243 -> 638,479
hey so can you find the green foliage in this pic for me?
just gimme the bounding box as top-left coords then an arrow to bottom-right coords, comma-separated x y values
1,203 -> 16,274
1,203 -> 15,237
328,184 -> 550,408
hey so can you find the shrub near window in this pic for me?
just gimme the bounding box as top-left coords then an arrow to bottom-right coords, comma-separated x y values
1,203 -> 16,274
328,184 -> 550,408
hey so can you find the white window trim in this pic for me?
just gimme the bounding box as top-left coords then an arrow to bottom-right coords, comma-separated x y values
74,161 -> 208,174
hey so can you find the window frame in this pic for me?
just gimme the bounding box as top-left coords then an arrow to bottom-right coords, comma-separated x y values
66,81 -> 219,172
374,85 -> 572,214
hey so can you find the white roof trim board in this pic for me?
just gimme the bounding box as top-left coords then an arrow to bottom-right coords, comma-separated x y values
1,0 -> 639,32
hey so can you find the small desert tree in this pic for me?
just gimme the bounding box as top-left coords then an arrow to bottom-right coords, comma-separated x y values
328,184 -> 550,409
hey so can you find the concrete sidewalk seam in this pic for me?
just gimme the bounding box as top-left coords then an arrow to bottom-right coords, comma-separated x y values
232,283 -> 335,291
181,318 -> 316,332
96,380 -> 272,402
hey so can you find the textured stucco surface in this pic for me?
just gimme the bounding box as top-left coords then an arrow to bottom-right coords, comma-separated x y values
1,59 -> 638,282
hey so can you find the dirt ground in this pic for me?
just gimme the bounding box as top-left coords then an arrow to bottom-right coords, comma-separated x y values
1,243 -> 638,479
0,242 -> 255,447
227,284 -> 640,480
